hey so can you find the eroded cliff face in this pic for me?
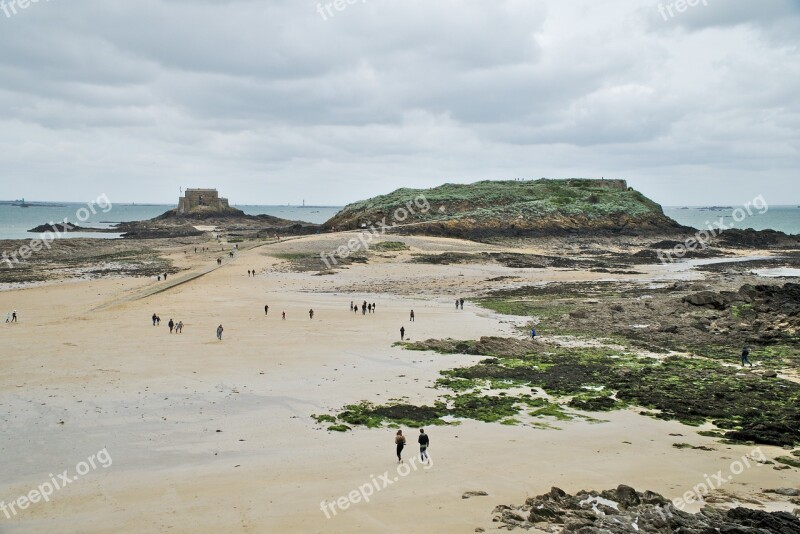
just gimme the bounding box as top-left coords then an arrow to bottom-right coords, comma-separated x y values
322,179 -> 688,238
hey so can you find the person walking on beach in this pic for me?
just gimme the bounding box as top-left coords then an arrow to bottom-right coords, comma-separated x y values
282,311 -> 286,320
531,328 -> 537,339
741,346 -> 753,367
164,273 -> 168,281
5,312 -> 9,323
362,302 -> 367,316
216,324 -> 224,340
460,298 -> 464,310
455,299 -> 459,310
395,430 -> 406,463
264,305 -> 269,316
11,310 -> 17,322
168,319 -> 175,333
400,326 -> 405,340
156,316 -> 161,325
177,321 -> 184,333
410,310 -> 415,322
418,429 -> 430,463
350,301 -> 354,312
309,309 -> 314,320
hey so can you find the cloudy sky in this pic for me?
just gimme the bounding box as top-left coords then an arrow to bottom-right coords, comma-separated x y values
0,0 -> 798,206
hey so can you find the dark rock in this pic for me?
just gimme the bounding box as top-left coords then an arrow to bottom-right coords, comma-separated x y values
499,487 -> 800,533
683,291 -> 729,310
463,491 -> 489,499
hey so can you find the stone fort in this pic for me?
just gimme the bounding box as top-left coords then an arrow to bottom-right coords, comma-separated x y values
177,189 -> 233,214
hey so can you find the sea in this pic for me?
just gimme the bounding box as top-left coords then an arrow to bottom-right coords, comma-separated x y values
663,206 -> 800,236
0,203 -> 343,241
0,202 -> 797,241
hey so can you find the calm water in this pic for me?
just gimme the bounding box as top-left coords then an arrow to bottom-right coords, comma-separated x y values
0,203 -> 342,240
664,206 -> 800,235
1,201 -> 797,241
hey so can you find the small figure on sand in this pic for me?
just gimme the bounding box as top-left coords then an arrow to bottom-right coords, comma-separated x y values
531,328 -> 537,339
309,309 -> 314,320
353,307 -> 357,316
158,275 -> 161,281
395,430 -> 406,463
350,301 -> 354,312
164,273 -> 168,281
372,303 -> 376,313
216,324 -> 224,340
247,270 -> 251,277
418,429 -> 430,463
168,319 -> 175,333
264,305 -> 269,316
741,346 -> 753,367
400,326 -> 405,340
455,299 -> 459,310
282,311 -> 286,320
176,321 -> 184,333
460,298 -> 464,310
409,310 -> 415,322
5,312 -> 9,323
11,310 -> 17,322
362,302 -> 367,316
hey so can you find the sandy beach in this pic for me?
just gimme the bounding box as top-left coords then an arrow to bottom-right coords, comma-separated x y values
1,233 -> 798,533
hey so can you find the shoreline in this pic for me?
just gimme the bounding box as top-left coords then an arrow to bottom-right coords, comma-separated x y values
1,232 -> 798,532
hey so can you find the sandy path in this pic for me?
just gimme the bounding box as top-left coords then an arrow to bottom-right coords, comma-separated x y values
0,237 -> 797,533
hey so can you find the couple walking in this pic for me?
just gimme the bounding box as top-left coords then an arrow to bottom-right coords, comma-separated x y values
395,429 -> 430,464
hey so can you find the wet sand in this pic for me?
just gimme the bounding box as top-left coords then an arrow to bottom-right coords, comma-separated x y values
1,235 -> 797,533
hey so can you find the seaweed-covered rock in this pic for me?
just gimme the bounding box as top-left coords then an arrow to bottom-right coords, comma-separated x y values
496,486 -> 800,533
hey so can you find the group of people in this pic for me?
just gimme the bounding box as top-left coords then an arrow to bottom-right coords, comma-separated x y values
4,310 -> 17,323
394,429 -> 430,464
247,269 -> 257,277
455,298 -> 465,310
167,319 -> 184,334
351,300 -> 377,315
157,272 -> 169,282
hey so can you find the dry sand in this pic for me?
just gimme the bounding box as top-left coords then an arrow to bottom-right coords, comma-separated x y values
1,235 -> 797,533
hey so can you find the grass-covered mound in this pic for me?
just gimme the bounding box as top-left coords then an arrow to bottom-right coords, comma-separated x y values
323,178 -> 687,239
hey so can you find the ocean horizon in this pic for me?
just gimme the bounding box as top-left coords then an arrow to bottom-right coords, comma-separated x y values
0,202 -> 798,241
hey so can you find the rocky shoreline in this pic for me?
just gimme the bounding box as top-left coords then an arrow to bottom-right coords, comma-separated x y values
491,485 -> 800,532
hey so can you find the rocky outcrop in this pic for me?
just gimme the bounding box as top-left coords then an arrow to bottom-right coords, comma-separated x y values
493,485 -> 800,532
322,179 -> 689,239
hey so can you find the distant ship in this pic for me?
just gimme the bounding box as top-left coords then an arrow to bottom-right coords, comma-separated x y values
11,198 -> 30,208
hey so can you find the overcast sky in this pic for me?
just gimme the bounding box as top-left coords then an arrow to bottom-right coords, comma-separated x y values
0,0 -> 798,207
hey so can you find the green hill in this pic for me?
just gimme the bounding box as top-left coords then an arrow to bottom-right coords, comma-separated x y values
323,179 -> 686,239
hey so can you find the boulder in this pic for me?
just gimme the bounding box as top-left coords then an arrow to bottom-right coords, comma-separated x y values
683,291 -> 729,310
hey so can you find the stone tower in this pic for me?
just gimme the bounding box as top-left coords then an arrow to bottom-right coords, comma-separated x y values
177,189 -> 234,215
